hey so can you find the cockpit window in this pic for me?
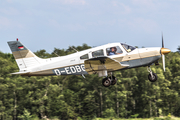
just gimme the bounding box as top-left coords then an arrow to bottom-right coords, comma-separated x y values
106,46 -> 123,56
121,43 -> 136,52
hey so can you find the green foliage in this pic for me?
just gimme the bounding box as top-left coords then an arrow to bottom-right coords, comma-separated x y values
103,108 -> 116,118
131,114 -> 139,118
18,109 -> 32,120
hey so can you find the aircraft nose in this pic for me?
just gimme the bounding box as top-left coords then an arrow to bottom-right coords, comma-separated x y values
161,48 -> 171,55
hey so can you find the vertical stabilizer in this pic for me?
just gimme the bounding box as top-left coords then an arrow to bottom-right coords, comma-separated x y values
7,41 -> 43,72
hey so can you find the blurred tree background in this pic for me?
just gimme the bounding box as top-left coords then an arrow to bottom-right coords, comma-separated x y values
0,44 -> 180,119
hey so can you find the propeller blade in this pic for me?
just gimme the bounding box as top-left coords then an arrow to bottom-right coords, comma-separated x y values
162,54 -> 165,72
162,34 -> 164,48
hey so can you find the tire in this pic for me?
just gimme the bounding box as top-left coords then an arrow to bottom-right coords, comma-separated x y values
109,76 -> 117,85
102,77 -> 111,87
148,73 -> 158,82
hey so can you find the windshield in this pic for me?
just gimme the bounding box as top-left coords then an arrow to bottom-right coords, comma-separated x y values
121,43 -> 136,52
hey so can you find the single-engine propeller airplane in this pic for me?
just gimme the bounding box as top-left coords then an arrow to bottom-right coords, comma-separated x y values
8,37 -> 171,87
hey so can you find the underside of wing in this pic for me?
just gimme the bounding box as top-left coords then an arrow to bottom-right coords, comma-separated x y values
84,56 -> 129,74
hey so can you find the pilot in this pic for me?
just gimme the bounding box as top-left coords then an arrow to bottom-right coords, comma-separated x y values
109,47 -> 118,56
127,49 -> 131,52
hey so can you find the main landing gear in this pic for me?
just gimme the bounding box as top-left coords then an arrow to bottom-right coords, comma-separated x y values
102,66 -> 158,87
102,75 -> 117,87
147,66 -> 158,82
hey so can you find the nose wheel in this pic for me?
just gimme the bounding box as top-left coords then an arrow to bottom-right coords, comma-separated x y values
147,66 -> 158,82
102,75 -> 117,87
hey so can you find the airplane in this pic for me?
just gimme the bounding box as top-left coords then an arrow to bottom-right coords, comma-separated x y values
7,37 -> 171,87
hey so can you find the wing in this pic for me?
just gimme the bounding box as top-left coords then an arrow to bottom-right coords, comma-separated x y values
84,56 -> 129,74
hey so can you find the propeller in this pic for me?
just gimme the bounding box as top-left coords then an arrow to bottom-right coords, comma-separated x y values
161,34 -> 171,72
162,35 -> 164,48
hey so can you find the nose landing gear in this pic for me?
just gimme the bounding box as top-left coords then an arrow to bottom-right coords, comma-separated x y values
147,66 -> 158,82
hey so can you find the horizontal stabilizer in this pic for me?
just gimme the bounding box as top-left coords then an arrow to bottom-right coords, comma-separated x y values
11,71 -> 29,75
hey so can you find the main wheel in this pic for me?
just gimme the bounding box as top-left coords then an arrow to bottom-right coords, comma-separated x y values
109,76 -> 117,85
148,73 -> 158,82
102,77 -> 111,87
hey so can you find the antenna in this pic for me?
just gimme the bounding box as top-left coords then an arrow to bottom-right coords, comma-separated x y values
69,46 -> 78,52
54,52 -> 60,57
49,49 -> 60,57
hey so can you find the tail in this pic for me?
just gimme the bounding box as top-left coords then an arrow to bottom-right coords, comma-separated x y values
7,41 -> 43,73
